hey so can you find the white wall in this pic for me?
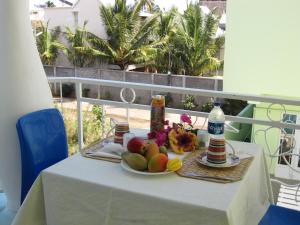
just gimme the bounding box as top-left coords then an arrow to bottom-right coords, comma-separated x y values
224,0 -> 300,98
0,0 -> 53,211
73,0 -> 107,39
44,0 -> 107,39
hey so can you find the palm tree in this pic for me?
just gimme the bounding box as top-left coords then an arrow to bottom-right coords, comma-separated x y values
91,0 -> 164,70
35,21 -> 64,65
172,3 -> 224,76
154,8 -> 178,73
65,21 -> 107,67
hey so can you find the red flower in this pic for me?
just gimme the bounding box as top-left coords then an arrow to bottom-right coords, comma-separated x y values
180,113 -> 192,125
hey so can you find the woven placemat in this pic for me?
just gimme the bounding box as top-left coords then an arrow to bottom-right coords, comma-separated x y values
80,139 -> 121,163
177,150 -> 254,183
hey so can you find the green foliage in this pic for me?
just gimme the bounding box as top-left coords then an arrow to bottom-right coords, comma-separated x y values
36,21 -> 64,65
153,8 -> 179,73
183,95 -> 198,110
92,105 -> 103,124
56,105 -> 105,155
104,91 -> 112,100
65,21 -> 107,67
90,0 -> 164,70
201,101 -> 214,112
171,3 -> 224,76
221,99 -> 248,116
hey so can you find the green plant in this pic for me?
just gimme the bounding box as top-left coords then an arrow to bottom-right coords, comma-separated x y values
92,105 -> 103,124
183,95 -> 198,110
90,0 -> 165,70
171,3 -> 224,76
56,105 -> 106,155
65,21 -> 107,67
221,99 -> 248,116
153,8 -> 178,73
104,91 -> 112,100
201,101 -> 214,112
36,21 -> 65,65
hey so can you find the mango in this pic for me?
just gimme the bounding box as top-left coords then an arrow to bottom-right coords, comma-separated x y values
148,153 -> 168,172
159,146 -> 168,156
122,152 -> 148,171
145,142 -> 160,161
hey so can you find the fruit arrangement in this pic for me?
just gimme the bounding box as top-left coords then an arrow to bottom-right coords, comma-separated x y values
122,137 -> 182,173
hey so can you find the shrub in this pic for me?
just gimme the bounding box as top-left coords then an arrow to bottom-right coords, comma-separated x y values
201,101 -> 214,112
183,95 -> 198,110
104,91 -> 112,100
221,99 -> 248,116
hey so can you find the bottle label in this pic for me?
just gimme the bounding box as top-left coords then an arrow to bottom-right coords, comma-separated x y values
208,122 -> 224,135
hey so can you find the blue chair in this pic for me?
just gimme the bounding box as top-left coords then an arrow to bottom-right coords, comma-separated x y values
16,108 -> 68,203
259,205 -> 300,225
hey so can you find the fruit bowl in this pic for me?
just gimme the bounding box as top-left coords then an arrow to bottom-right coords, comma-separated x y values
120,160 -> 173,176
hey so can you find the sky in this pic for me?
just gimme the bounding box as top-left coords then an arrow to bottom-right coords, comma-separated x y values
30,0 -> 191,12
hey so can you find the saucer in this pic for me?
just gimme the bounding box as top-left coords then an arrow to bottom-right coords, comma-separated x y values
196,152 -> 240,168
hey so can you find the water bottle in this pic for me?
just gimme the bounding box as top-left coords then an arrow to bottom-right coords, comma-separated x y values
208,102 -> 225,137
207,102 -> 226,164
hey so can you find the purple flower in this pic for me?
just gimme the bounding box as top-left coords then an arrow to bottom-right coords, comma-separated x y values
155,131 -> 167,147
147,132 -> 156,139
180,114 -> 192,125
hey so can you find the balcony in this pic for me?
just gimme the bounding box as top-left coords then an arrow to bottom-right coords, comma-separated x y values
46,75 -> 300,210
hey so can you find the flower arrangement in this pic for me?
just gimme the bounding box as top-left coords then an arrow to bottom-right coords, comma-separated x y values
148,113 -> 198,154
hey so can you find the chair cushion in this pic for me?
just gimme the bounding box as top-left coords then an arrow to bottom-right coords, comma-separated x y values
259,205 -> 300,225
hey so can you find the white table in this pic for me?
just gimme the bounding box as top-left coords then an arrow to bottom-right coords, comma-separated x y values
12,141 -> 272,225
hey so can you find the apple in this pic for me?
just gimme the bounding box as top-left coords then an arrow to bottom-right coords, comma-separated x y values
127,137 -> 146,155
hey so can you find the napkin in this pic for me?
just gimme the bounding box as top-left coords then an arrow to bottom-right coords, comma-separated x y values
85,143 -> 125,160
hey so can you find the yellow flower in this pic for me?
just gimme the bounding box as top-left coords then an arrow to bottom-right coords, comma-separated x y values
168,128 -> 198,154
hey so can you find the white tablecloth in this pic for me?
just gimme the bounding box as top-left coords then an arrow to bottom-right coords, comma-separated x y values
12,141 -> 272,225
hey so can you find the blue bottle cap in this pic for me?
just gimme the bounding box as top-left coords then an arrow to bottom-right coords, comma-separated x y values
214,102 -> 221,106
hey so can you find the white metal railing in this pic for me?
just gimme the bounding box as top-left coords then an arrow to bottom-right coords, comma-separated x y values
49,76 -> 300,207
48,77 -> 300,149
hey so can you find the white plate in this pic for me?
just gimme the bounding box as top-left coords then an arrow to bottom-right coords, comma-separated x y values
120,160 -> 173,176
196,153 -> 240,168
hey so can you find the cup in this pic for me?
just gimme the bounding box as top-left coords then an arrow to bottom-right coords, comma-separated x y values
197,129 -> 209,150
114,122 -> 129,145
207,138 -> 236,164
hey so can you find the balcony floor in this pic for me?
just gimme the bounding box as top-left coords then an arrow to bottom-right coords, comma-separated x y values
277,184 -> 300,211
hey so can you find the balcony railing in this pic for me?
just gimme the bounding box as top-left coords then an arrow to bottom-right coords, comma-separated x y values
48,76 -> 300,206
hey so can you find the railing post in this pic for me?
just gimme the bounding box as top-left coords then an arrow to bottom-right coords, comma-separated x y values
76,81 -> 84,151
59,81 -> 63,115
97,69 -> 101,99
54,66 -> 57,94
151,73 -> 154,97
